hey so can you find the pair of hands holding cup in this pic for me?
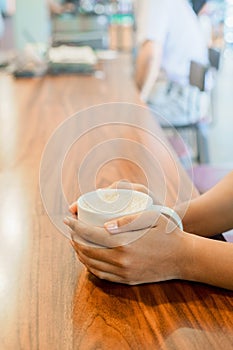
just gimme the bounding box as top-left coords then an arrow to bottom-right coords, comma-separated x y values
64,182 -> 190,285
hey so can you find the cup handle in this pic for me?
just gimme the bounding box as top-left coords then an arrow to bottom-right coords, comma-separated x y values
151,205 -> 183,230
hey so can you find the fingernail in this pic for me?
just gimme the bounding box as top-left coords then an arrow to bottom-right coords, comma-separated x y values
105,221 -> 118,234
63,217 -> 70,225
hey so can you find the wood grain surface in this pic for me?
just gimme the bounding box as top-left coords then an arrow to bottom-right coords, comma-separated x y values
0,54 -> 233,350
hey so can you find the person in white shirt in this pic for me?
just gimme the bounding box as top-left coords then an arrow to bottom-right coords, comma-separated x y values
135,0 -> 208,102
192,0 -> 213,47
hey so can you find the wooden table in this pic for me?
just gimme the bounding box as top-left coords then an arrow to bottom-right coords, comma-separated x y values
0,54 -> 233,350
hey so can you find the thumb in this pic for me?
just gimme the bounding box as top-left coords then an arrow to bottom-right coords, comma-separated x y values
63,216 -> 78,231
104,210 -> 160,234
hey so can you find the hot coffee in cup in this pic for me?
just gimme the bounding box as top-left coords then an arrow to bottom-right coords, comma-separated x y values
73,189 -> 182,247
77,189 -> 183,230
77,189 -> 153,226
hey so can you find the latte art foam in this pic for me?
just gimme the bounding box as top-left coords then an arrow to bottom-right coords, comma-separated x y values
81,191 -> 150,214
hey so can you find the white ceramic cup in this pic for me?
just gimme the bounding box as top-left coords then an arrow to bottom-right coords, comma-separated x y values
77,189 -> 183,230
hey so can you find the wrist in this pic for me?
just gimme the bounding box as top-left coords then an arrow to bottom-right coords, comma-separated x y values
176,232 -> 199,281
175,201 -> 200,235
177,233 -> 212,284
177,231 -> 233,290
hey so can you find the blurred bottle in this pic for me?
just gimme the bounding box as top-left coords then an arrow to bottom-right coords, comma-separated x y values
108,0 -> 134,51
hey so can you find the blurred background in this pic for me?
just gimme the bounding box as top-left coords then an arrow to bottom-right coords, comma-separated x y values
0,0 -> 232,182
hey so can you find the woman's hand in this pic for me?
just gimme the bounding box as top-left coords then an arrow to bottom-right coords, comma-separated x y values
64,211 -> 191,285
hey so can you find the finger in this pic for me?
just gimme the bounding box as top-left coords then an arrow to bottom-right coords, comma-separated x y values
108,180 -> 133,190
71,239 -> 115,262
87,267 -> 128,284
104,210 -> 161,234
76,249 -> 123,278
108,181 -> 158,204
74,248 -> 135,284
64,216 -> 118,247
65,215 -> 153,248
69,202 -> 78,215
71,239 -> 130,268
69,228 -> 100,247
71,244 -> 130,283
108,180 -> 147,193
